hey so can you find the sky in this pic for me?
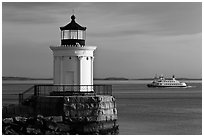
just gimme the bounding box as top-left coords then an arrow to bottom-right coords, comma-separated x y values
2,2 -> 202,79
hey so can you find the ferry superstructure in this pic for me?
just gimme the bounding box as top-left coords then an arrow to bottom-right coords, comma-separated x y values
147,75 -> 187,87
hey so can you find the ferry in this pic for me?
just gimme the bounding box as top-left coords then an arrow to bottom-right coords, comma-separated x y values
147,75 -> 187,87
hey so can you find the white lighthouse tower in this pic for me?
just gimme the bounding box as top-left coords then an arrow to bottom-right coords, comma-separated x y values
50,15 -> 96,88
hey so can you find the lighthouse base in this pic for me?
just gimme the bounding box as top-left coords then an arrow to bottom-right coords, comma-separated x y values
35,95 -> 118,134
3,95 -> 119,135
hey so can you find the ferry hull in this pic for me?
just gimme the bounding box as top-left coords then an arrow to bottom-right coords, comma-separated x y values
147,84 -> 187,88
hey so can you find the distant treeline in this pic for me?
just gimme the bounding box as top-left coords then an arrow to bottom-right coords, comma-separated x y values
98,77 -> 129,80
2,76 -> 53,81
132,78 -> 202,81
94,77 -> 202,80
2,76 -> 202,81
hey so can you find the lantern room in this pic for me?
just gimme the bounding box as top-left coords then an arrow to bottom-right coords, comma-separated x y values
60,15 -> 86,46
50,14 -> 96,86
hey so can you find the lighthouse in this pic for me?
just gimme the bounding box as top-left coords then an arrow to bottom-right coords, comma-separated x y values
5,14 -> 118,135
50,15 -> 96,87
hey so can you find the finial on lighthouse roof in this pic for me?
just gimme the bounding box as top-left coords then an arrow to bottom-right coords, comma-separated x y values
60,14 -> 86,31
71,9 -> 75,20
71,14 -> 75,20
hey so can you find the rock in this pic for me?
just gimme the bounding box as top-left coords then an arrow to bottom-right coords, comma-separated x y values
13,116 -> 27,124
56,123 -> 70,132
4,127 -> 19,135
45,130 -> 56,135
46,121 -> 58,131
3,116 -> 69,135
47,116 -> 63,123
3,118 -> 13,124
37,114 -> 44,119
26,127 -> 42,135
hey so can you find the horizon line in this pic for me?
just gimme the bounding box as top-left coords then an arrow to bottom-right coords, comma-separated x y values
2,76 -> 202,80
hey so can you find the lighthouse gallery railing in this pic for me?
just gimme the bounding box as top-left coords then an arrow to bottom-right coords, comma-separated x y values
34,84 -> 112,96
19,85 -> 112,104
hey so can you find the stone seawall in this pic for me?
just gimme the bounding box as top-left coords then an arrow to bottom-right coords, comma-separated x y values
2,95 -> 119,135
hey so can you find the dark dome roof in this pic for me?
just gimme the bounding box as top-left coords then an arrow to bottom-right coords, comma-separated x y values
60,15 -> 86,31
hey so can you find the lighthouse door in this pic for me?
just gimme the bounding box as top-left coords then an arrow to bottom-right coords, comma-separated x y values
64,71 -> 74,85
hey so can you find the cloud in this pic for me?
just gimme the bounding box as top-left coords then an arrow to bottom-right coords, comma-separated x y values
2,2 -> 82,24
3,2 -> 201,35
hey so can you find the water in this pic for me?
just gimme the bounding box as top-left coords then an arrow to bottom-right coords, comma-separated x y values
2,80 -> 202,135
111,82 -> 202,135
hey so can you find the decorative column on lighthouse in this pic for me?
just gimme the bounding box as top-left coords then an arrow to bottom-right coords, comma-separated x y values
50,15 -> 96,91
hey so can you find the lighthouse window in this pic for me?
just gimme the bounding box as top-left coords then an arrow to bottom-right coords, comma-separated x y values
62,30 -> 69,39
78,30 -> 83,39
71,30 -> 77,39
86,57 -> 89,60
69,57 -> 72,59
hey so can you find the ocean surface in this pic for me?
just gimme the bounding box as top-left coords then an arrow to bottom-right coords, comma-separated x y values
2,80 -> 202,135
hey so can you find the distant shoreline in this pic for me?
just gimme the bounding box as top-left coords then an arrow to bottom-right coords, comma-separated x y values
2,76 -> 202,81
2,77 -> 53,81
